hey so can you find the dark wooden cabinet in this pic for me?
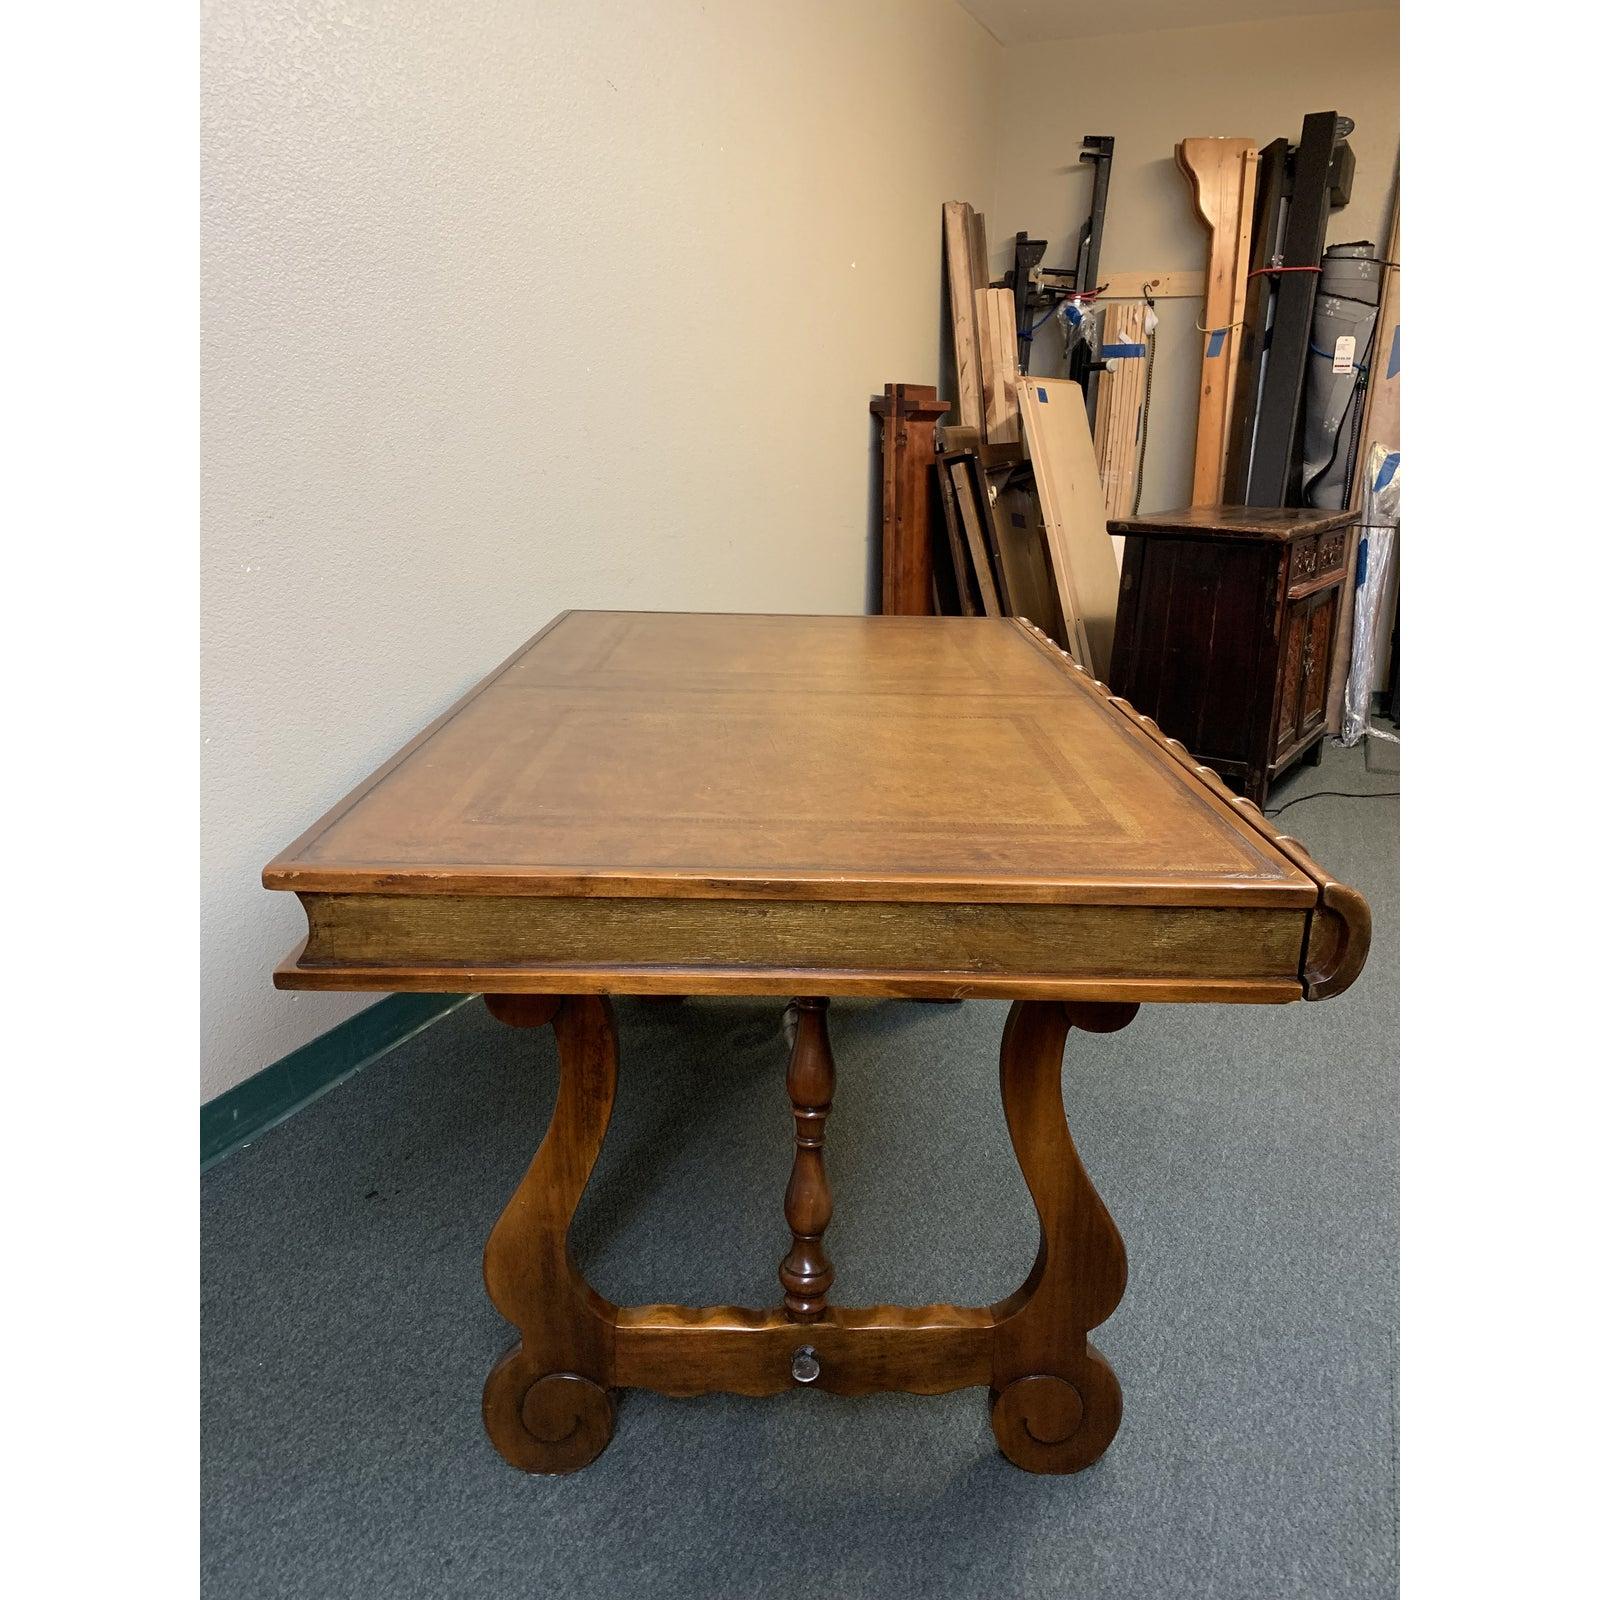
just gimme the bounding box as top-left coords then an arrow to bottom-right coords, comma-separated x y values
1107,505 -> 1358,807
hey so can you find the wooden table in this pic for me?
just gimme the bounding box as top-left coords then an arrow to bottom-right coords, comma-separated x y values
265,611 -> 1369,1475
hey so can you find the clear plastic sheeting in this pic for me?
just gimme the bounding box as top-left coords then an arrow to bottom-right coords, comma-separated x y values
1303,243 -> 1382,508
1340,441 -> 1400,746
1056,296 -> 1099,366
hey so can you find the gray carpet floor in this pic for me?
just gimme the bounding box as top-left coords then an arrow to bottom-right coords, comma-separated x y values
202,733 -> 1398,1599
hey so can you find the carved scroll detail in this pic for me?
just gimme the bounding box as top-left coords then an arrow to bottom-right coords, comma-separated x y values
481,995 -> 619,1472
990,999 -> 1132,1472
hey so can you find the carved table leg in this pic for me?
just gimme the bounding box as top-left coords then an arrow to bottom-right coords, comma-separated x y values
779,997 -> 835,1321
989,999 -> 1137,1474
480,995 -> 620,1473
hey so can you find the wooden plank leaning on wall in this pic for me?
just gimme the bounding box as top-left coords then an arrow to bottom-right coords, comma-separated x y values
1175,138 -> 1259,508
1325,193 -> 1400,724
943,202 -> 989,436
976,287 -> 1022,447
870,384 -> 949,615
1017,378 -> 1121,678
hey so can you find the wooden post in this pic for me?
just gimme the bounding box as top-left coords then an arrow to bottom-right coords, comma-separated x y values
944,201 -> 988,435
870,383 -> 949,615
1176,138 -> 1259,507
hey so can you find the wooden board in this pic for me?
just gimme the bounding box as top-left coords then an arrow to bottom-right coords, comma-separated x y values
1097,270 -> 1204,302
994,479 -> 1065,645
977,287 -> 1021,445
1092,302 -> 1148,524
1175,138 -> 1259,507
1016,379 -> 1122,678
265,611 -> 1370,1005
943,202 -> 986,434
934,452 -> 976,616
869,383 -> 949,616
949,456 -> 1002,616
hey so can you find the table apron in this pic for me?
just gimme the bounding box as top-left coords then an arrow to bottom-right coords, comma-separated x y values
286,891 -> 1310,998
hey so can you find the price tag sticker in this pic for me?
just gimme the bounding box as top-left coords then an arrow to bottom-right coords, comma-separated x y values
1332,335 -> 1357,375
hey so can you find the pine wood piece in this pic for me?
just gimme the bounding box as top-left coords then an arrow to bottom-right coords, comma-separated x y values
1325,197 -> 1399,724
949,455 -> 1003,616
870,383 -> 950,616
1176,138 -> 1259,507
935,453 -> 977,616
1093,302 -> 1148,523
943,202 -> 986,434
977,287 -> 1022,445
1016,379 -> 1122,677
994,479 -> 1064,643
1097,269 -> 1204,301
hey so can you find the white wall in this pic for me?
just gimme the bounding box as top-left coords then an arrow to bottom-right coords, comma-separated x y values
988,6 -> 1399,513
202,1 -> 1399,1105
201,0 -> 1002,1101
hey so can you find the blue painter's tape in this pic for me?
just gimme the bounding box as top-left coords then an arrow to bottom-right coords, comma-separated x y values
1355,534 -> 1369,588
1037,387 -> 1049,403
1375,450 -> 1399,493
1101,342 -> 1146,359
1206,329 -> 1226,358
1386,324 -> 1400,379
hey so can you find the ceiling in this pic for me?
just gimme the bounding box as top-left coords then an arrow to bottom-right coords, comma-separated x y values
957,0 -> 1396,45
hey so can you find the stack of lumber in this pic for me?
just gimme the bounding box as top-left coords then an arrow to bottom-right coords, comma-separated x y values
1092,301 -> 1149,522
931,200 -> 1120,674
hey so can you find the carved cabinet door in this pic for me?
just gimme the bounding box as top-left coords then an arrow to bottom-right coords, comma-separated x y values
1275,599 -> 1310,755
1297,588 -> 1336,743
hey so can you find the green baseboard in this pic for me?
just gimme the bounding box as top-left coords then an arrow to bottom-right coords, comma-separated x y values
201,993 -> 470,1170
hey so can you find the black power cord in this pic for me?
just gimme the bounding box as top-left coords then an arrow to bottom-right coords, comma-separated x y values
1264,788 -> 1399,818
1131,290 -> 1157,514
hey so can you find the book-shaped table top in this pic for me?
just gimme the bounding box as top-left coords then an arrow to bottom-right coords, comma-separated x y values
266,612 -> 1368,1003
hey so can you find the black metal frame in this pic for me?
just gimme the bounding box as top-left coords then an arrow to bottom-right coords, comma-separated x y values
1005,135 -> 1116,414
1224,112 -> 1351,507
1067,136 -> 1115,422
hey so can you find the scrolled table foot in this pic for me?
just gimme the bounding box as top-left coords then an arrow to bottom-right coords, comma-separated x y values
989,1344 -> 1122,1474
483,1346 -> 615,1474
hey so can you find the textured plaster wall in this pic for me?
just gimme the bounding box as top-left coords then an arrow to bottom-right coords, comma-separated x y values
989,7 -> 1399,516
203,2 -> 1399,1105
201,0 -> 1002,1101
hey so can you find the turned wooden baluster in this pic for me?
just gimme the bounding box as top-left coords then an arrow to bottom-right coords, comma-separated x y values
779,997 -> 836,1321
